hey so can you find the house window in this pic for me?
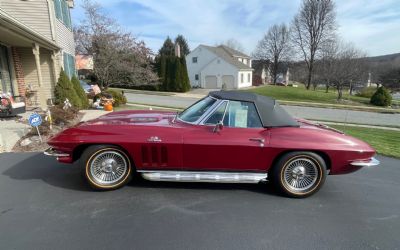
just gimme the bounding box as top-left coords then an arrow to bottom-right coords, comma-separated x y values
54,0 -> 72,29
63,52 -> 76,78
192,57 -> 198,63
240,73 -> 244,83
247,73 -> 250,83
195,74 -> 199,81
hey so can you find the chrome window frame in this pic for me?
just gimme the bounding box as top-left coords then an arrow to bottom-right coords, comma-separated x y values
200,100 -> 229,125
177,96 -> 264,128
176,96 -> 221,125
201,99 -> 263,128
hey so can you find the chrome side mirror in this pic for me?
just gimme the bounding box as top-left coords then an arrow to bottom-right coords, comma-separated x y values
213,121 -> 223,133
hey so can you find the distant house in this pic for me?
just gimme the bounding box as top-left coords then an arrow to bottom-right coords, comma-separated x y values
252,60 -> 290,86
252,60 -> 271,85
0,0 -> 76,109
276,65 -> 290,85
75,54 -> 93,79
186,45 -> 253,89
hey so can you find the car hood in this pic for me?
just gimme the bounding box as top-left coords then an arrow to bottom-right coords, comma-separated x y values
82,110 -> 177,127
292,118 -> 375,151
295,118 -> 345,134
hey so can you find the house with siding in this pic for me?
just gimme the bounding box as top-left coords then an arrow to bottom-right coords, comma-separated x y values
186,45 -> 253,89
0,0 -> 75,109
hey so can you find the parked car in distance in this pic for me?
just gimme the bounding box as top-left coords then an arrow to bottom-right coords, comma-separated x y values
45,91 -> 379,198
79,80 -> 92,93
79,80 -> 97,98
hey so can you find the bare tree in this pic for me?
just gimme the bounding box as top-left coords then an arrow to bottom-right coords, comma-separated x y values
219,39 -> 245,53
253,24 -> 290,84
314,38 -> 339,92
291,0 -> 336,89
74,0 -> 157,88
329,42 -> 366,100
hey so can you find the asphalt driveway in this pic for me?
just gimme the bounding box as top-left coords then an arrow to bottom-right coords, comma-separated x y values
0,152 -> 399,249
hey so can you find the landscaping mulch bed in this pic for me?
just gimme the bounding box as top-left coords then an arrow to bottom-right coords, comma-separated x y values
12,106 -> 83,152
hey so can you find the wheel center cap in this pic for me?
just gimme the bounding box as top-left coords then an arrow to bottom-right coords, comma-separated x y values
102,159 -> 116,173
292,166 -> 306,179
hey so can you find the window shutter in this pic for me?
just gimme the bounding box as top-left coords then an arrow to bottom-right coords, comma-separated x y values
69,55 -> 76,77
63,52 -> 70,78
54,0 -> 62,20
66,4 -> 72,29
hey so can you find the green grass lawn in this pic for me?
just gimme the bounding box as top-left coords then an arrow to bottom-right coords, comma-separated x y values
246,84 -> 400,107
247,85 -> 367,104
330,125 -> 400,158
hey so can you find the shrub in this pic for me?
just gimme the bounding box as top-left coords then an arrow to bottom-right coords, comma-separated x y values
49,105 -> 79,126
370,86 -> 392,106
71,76 -> 89,109
357,87 -> 377,98
54,69 -> 81,108
102,89 -> 127,107
27,106 -> 79,136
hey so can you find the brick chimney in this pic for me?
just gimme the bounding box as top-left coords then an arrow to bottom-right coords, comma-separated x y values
175,43 -> 181,58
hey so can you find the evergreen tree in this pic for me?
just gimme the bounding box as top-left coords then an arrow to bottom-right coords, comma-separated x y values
174,58 -> 183,91
54,69 -> 81,108
155,36 -> 191,92
370,86 -> 392,107
175,35 -> 190,56
180,57 -> 191,92
158,37 -> 175,56
71,76 -> 89,109
166,56 -> 176,91
158,55 -> 167,88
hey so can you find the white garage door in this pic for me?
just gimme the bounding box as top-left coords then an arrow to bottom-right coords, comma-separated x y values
205,75 -> 218,89
222,75 -> 235,89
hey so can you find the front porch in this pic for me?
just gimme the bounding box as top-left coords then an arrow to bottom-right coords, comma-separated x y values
0,9 -> 61,109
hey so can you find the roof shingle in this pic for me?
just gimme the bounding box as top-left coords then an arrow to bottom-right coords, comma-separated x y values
201,45 -> 252,70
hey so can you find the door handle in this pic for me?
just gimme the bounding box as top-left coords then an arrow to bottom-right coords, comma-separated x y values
249,138 -> 265,147
249,138 -> 265,143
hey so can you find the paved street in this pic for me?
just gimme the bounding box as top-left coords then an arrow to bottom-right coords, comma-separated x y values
125,92 -> 400,127
0,152 -> 399,249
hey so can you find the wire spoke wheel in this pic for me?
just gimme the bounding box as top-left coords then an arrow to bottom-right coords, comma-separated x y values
89,151 -> 128,185
282,157 -> 319,193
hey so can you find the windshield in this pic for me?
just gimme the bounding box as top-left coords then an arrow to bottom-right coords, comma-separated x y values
178,96 -> 217,123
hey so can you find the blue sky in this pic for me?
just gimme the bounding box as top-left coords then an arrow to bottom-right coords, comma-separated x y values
71,0 -> 400,56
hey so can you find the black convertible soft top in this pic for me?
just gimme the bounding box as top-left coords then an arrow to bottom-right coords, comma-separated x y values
209,91 -> 299,128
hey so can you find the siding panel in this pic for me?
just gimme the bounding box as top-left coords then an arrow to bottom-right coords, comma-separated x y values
55,19 -> 75,55
1,0 -> 53,40
40,48 -> 55,99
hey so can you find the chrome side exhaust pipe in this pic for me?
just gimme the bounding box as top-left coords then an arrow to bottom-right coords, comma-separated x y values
139,170 -> 268,184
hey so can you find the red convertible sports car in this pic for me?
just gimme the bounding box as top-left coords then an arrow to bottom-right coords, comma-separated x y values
45,91 -> 379,198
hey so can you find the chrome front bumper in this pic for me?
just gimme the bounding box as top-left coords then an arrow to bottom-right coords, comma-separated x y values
350,157 -> 380,167
44,147 -> 69,157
